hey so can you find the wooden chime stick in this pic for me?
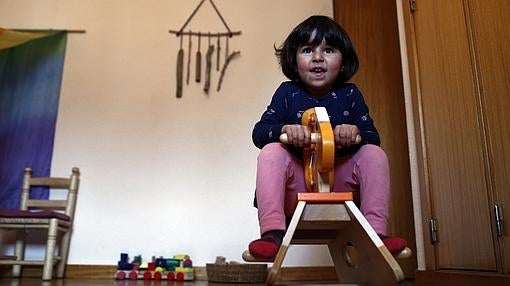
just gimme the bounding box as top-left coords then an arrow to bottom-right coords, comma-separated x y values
216,33 -> 221,71
217,51 -> 240,92
203,34 -> 215,94
195,33 -> 202,83
176,35 -> 184,98
186,31 -> 192,85
170,0 -> 243,95
225,36 -> 229,62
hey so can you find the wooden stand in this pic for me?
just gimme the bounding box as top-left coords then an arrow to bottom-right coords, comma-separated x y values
265,192 -> 405,285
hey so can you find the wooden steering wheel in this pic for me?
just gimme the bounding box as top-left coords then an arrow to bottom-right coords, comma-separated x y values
280,107 -> 335,193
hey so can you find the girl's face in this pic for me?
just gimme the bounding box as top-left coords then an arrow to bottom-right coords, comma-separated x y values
296,38 -> 343,98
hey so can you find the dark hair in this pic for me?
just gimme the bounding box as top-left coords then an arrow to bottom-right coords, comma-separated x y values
275,15 -> 359,84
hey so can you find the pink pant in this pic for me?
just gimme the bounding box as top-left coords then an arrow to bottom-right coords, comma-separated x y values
255,143 -> 390,236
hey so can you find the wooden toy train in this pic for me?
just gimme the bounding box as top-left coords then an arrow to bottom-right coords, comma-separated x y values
115,253 -> 194,281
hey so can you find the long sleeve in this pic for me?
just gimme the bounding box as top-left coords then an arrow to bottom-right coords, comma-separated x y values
252,84 -> 289,149
342,85 -> 380,146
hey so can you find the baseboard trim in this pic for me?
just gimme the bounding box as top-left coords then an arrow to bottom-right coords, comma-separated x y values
415,270 -> 510,286
1,264 -> 339,282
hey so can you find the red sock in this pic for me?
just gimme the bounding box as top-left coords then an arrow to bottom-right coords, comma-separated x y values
248,230 -> 284,260
381,236 -> 407,254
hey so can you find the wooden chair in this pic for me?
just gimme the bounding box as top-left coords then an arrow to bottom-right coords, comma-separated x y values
243,107 -> 410,285
0,167 -> 80,280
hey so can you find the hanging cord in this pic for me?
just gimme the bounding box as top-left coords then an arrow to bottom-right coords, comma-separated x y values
225,36 -> 229,61
171,0 -> 238,37
209,0 -> 232,35
177,0 -> 206,35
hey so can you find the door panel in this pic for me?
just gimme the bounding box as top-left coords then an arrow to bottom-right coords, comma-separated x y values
411,0 -> 496,270
469,0 -> 510,273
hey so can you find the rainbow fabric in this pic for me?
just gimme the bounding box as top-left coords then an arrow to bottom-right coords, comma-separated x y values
0,30 -> 67,208
0,28 -> 59,50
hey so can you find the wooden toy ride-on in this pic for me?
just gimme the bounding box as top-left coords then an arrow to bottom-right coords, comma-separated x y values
243,107 -> 409,285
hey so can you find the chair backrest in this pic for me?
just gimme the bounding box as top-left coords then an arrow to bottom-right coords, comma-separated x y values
20,167 -> 80,218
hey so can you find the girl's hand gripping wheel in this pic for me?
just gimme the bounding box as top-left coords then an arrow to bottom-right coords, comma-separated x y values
280,107 -> 335,193
279,107 -> 361,193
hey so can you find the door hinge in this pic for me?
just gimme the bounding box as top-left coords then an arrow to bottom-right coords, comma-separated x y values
410,0 -> 417,13
429,218 -> 438,244
494,204 -> 504,237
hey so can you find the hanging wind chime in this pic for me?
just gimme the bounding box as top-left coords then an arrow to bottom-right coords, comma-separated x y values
169,0 -> 242,98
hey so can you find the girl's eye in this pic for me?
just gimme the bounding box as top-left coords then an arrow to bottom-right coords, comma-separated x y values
301,47 -> 313,53
325,47 -> 335,53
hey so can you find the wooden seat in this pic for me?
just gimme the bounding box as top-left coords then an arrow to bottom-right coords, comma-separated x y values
266,192 -> 405,285
0,167 -> 80,280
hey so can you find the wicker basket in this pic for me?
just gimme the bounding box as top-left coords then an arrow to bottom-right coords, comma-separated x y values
206,263 -> 268,283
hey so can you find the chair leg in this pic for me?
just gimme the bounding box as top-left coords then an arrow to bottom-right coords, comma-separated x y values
42,219 -> 58,281
12,230 -> 27,278
56,229 -> 72,278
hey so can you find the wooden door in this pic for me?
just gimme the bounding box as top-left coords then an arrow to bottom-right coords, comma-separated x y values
333,0 -> 417,277
468,0 -> 510,273
402,0 -> 499,271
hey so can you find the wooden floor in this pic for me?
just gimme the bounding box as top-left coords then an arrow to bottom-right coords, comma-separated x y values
0,278 -> 324,286
0,279 -> 258,286
0,278 -> 415,286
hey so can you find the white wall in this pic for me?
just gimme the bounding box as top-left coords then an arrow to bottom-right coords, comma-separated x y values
0,0 -> 333,266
